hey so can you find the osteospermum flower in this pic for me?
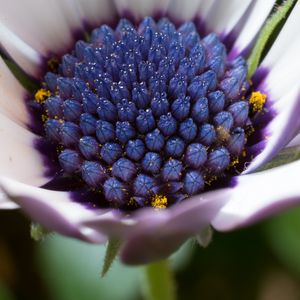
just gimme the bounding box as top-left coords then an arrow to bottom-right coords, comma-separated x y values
1,0 -> 300,265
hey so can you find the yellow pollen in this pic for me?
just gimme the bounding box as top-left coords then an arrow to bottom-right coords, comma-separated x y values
128,197 -> 139,207
229,158 -> 239,168
47,57 -> 59,71
249,91 -> 266,112
151,195 -> 168,209
41,114 -> 48,122
35,88 -> 51,103
205,175 -> 218,186
216,126 -> 230,142
242,149 -> 247,157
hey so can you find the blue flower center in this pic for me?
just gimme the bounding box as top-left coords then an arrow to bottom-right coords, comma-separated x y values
33,17 -> 251,209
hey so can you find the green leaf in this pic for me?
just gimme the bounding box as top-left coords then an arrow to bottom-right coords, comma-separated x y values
247,0 -> 296,78
101,238 -> 122,277
2,57 -> 37,91
256,146 -> 300,172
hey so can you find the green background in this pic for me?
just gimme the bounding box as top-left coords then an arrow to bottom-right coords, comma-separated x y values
1,207 -> 300,300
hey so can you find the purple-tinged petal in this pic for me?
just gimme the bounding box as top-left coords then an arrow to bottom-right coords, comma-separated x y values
120,190 -> 228,265
229,0 -> 276,59
0,177 -> 106,243
212,160 -> 300,231
82,189 -> 229,265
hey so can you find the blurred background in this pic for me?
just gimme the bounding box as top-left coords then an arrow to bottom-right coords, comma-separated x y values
1,207 -> 300,300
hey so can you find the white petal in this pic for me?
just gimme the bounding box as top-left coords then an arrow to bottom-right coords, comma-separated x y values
0,22 -> 41,76
75,0 -> 117,27
245,84 -> 300,173
259,1 -> 300,99
0,56 -> 29,126
286,133 -> 300,148
0,176 -> 105,243
0,0 -> 82,55
0,190 -> 18,209
203,0 -> 252,36
114,0 -> 171,20
0,0 -> 85,76
167,0 -> 202,21
212,160 -> 300,231
0,113 -> 49,186
229,0 -> 276,58
197,0 -> 216,21
244,3 -> 300,173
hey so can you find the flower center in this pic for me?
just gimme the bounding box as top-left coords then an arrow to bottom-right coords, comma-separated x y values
32,17 -> 255,210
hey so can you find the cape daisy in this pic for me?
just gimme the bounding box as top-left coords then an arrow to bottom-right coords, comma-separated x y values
0,0 -> 299,265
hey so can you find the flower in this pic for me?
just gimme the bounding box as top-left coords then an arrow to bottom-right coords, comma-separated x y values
0,0 -> 300,265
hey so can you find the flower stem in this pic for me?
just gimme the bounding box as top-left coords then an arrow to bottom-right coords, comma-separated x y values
142,260 -> 177,300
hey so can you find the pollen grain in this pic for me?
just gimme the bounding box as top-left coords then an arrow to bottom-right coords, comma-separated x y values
151,195 -> 168,209
35,88 -> 51,103
249,91 -> 266,112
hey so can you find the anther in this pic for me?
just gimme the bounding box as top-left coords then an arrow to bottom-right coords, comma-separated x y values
115,121 -> 136,143
171,96 -> 191,121
207,147 -> 230,173
44,96 -> 63,119
157,113 -> 177,136
145,129 -> 165,151
81,161 -> 106,187
125,139 -> 145,161
184,171 -> 204,194
63,100 -> 82,122
100,142 -> 122,165
112,158 -> 137,182
58,149 -> 81,173
95,120 -> 115,144
165,137 -> 185,158
60,122 -> 81,147
142,152 -> 162,174
104,177 -> 127,205
185,143 -> 207,168
78,136 -> 99,159
134,174 -> 158,197
136,109 -> 156,134
162,159 -> 183,182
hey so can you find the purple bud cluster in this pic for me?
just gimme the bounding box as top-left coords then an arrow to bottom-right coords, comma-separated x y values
37,17 -> 250,209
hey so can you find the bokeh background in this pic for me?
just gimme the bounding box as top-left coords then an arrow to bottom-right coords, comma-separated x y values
1,206 -> 300,300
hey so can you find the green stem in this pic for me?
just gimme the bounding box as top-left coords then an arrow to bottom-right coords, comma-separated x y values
142,260 -> 177,300
247,0 -> 296,78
